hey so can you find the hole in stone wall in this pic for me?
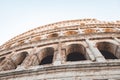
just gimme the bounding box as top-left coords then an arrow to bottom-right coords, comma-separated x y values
38,47 -> 54,65
96,42 -> 119,59
84,28 -> 96,34
67,52 -> 86,61
64,31 -> 78,36
100,50 -> 118,59
66,44 -> 88,62
17,52 -> 28,65
47,33 -> 58,39
39,55 -> 53,65
0,57 -> 5,63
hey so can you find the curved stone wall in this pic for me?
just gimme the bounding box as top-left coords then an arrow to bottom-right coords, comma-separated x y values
0,18 -> 120,80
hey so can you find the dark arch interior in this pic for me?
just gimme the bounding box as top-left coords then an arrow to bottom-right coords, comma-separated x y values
0,57 -> 5,63
100,50 -> 118,59
40,55 -> 53,65
18,52 -> 28,65
67,52 -> 86,61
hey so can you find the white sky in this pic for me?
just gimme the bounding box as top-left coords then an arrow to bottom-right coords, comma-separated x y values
0,0 -> 120,45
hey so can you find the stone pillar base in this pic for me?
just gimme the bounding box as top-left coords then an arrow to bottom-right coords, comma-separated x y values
53,61 -> 62,65
16,65 -> 25,70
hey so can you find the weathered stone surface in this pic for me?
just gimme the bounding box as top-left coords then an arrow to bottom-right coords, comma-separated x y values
83,28 -> 96,34
0,57 -> 5,63
21,54 -> 39,68
47,33 -> 59,39
11,52 -> 28,66
0,19 -> 120,80
37,47 -> 54,63
64,31 -> 78,36
31,36 -> 41,42
0,58 -> 16,71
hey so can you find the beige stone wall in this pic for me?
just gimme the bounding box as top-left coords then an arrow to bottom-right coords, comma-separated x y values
0,19 -> 120,80
0,61 -> 120,80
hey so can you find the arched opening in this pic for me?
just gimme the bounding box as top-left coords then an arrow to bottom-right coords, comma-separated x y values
96,42 -> 119,59
84,28 -> 96,34
103,28 -> 115,33
39,55 -> 53,65
0,51 -> 28,71
37,47 -> 54,65
11,51 -> 28,66
47,33 -> 58,39
64,31 -> 78,36
67,52 -> 86,61
31,36 -> 41,42
100,50 -> 117,59
66,44 -> 88,61
0,57 -> 5,63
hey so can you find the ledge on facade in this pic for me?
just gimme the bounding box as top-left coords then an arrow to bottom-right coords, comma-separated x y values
0,60 -> 120,78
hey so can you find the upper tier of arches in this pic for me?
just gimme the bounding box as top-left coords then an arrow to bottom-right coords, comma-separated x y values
1,18 -> 120,50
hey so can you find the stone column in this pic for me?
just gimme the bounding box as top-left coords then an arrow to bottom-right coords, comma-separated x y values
85,47 -> 96,61
21,54 -> 39,68
85,39 -> 106,62
61,48 -> 66,63
59,31 -> 64,36
78,28 -> 83,34
53,41 -> 63,65
113,37 -> 120,58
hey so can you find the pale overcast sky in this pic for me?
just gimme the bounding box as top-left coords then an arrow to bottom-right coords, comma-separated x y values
0,0 -> 120,45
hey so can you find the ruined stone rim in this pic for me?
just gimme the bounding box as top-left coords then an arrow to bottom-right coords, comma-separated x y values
0,18 -> 120,51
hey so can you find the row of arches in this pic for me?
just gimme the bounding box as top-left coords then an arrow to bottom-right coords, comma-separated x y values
46,28 -> 117,39
0,41 -> 120,71
0,47 -> 55,71
66,42 -> 120,61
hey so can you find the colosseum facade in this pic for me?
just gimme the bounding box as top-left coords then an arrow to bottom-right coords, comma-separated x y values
0,18 -> 120,80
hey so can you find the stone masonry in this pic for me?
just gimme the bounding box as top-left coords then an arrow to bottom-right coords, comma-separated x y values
0,18 -> 120,80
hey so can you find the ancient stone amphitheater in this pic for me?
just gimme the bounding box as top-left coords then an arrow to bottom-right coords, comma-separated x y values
0,18 -> 120,80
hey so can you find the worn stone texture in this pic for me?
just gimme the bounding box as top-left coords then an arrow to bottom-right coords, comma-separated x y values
21,54 -> 39,68
0,19 -> 120,80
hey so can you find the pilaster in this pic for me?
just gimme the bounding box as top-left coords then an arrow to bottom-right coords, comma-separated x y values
53,41 -> 62,65
85,39 -> 106,62
86,47 -> 96,61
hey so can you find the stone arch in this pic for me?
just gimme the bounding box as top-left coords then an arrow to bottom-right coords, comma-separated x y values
31,36 -> 41,42
47,33 -> 59,39
0,51 -> 28,71
37,47 -> 54,65
96,42 -> 120,59
11,51 -> 28,66
83,28 -> 96,34
66,44 -> 89,61
103,28 -> 116,33
64,30 -> 78,36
